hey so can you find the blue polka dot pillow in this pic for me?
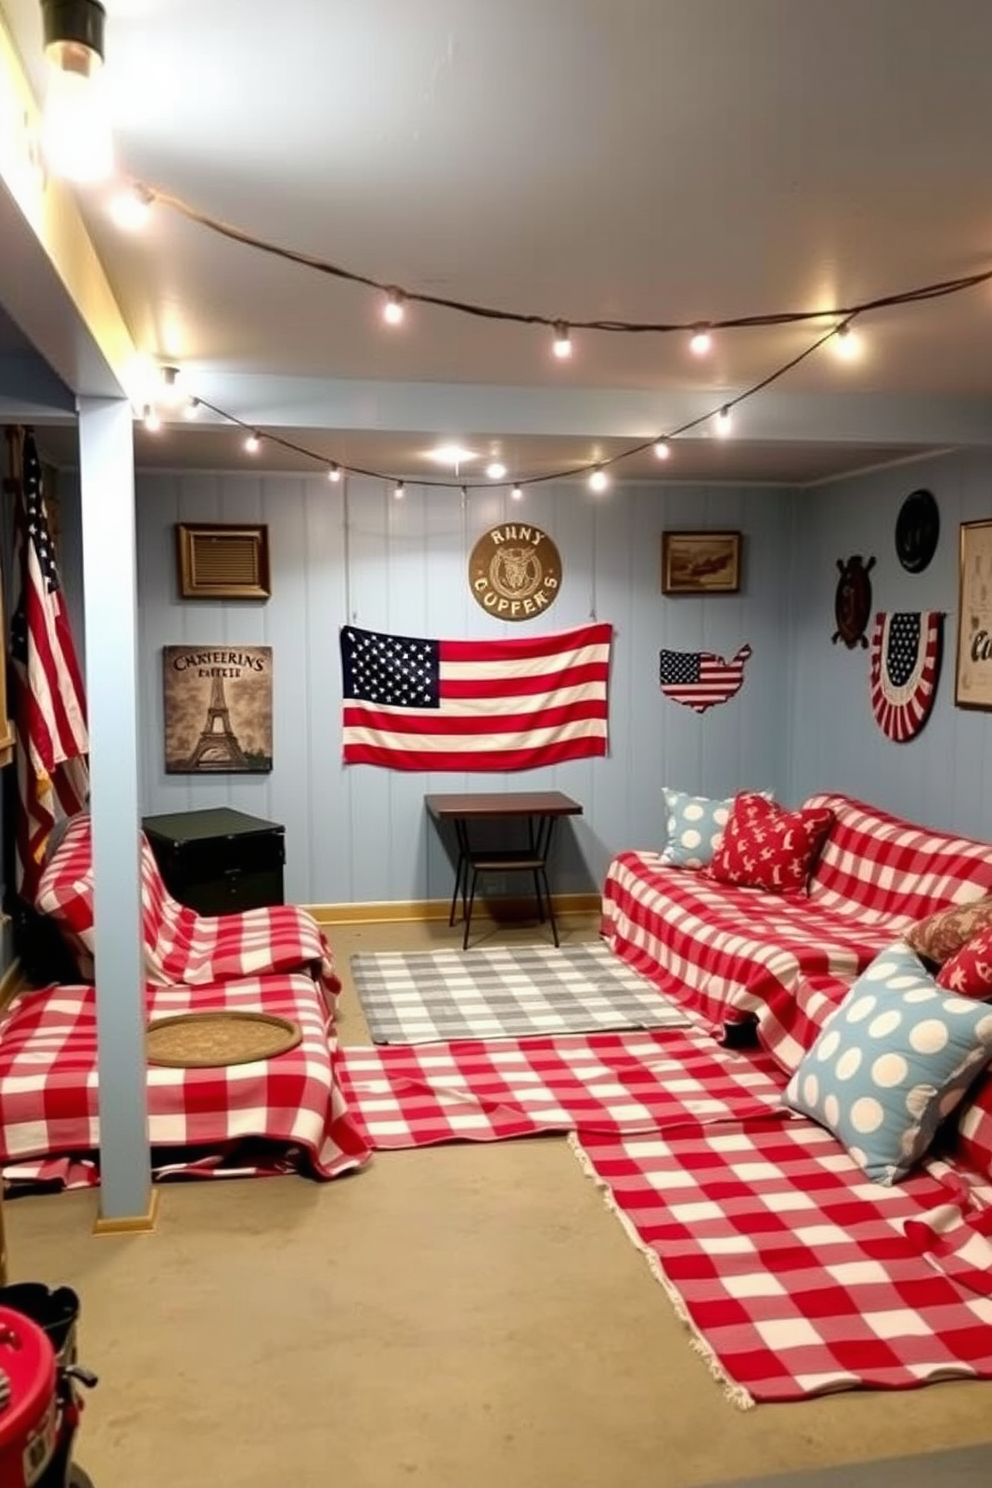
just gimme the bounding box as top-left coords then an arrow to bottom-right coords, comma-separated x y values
785,942 -> 992,1184
660,789 -> 737,869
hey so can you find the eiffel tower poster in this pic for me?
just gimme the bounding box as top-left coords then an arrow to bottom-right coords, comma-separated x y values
163,645 -> 273,773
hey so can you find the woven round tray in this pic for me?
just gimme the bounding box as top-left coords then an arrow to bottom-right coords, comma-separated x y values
146,1011 -> 303,1068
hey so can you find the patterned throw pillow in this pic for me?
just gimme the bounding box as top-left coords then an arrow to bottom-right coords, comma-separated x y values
785,943 -> 992,1184
659,789 -> 736,869
904,895 -> 992,966
707,793 -> 835,894
936,922 -> 992,998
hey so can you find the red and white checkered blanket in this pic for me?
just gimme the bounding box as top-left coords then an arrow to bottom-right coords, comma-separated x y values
35,813 -> 342,1011
602,793 -> 992,1055
0,975 -> 370,1186
337,1028 -> 788,1147
572,1122 -> 992,1405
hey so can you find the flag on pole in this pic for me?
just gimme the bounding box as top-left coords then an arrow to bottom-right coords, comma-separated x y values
7,427 -> 90,901
340,621 -> 611,770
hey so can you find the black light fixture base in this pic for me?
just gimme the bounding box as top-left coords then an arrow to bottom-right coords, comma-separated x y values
41,0 -> 106,64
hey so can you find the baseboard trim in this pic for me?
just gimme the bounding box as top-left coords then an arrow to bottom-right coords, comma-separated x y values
93,1187 -> 160,1237
304,893 -> 602,926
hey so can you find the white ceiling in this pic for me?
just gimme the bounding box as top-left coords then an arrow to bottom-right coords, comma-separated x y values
3,0 -> 992,487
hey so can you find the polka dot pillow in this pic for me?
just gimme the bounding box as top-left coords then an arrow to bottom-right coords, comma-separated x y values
784,942 -> 992,1185
659,789 -> 736,869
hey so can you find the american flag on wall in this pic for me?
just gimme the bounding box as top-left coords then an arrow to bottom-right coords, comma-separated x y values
340,621 -> 611,770
6,427 -> 90,901
869,610 -> 942,742
659,643 -> 752,714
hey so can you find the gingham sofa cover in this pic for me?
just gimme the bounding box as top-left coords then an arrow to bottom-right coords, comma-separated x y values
601,792 -> 992,1066
35,813 -> 341,1008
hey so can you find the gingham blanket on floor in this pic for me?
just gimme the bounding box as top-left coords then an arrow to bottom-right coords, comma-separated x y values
571,1122 -> 992,1405
337,1028 -> 787,1146
350,941 -> 693,1044
0,976 -> 371,1188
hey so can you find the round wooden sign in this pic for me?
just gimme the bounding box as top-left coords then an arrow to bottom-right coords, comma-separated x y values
468,522 -> 562,620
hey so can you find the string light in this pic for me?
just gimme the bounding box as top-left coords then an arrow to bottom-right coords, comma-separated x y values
327,462 -> 341,482
589,465 -> 609,492
690,326 -> 713,356
158,364 -> 185,410
653,439 -> 671,461
183,396 -> 200,420
141,403 -> 161,432
715,406 -> 733,437
510,484 -> 523,501
552,322 -> 573,359
382,289 -> 405,326
109,181 -> 153,231
244,431 -> 261,453
833,322 -> 861,361
41,0 -> 113,183
394,480 -> 405,499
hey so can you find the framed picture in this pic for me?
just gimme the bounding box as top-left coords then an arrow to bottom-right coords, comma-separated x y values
163,645 -> 273,772
955,520 -> 992,709
661,530 -> 741,595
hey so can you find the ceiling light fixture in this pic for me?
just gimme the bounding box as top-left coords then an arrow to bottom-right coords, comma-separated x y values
588,465 -> 609,492
382,289 -> 405,325
653,439 -> 671,461
244,431 -> 261,454
427,444 -> 477,466
486,460 -> 507,480
552,322 -> 573,359
40,0 -> 113,183
689,326 -> 713,356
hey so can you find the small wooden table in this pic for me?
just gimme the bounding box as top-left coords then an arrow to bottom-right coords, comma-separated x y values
425,791 -> 583,949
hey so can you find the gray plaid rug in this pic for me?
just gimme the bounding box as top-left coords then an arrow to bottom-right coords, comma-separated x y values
349,941 -> 692,1044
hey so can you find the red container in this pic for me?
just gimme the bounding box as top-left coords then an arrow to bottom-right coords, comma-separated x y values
0,1305 -> 58,1488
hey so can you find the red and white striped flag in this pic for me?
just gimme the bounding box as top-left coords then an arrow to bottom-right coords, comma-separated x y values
340,621 -> 611,770
7,427 -> 89,901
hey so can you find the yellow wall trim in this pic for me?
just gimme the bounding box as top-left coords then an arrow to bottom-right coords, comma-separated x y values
304,893 -> 602,926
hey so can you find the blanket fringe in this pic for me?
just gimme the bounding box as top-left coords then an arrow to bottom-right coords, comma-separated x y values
566,1133 -> 755,1412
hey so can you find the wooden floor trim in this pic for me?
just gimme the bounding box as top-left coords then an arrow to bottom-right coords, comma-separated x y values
93,1187 -> 160,1237
304,893 -> 601,926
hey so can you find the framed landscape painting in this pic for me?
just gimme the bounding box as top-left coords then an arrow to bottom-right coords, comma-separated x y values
661,530 -> 741,595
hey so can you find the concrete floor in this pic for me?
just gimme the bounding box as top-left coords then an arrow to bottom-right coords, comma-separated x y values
7,914 -> 992,1488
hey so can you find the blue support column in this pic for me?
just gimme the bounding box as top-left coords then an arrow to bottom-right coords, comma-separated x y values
76,397 -> 152,1224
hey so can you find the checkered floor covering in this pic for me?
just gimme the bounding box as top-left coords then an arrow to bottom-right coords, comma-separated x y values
349,941 -> 692,1044
337,1027 -> 786,1147
571,1123 -> 992,1405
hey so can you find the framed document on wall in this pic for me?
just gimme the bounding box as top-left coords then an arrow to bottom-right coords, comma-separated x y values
955,520 -> 992,709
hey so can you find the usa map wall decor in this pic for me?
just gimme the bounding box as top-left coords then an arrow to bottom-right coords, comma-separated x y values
659,643 -> 752,713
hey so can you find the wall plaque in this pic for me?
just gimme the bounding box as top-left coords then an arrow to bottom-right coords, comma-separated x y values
163,645 -> 273,773
468,523 -> 562,621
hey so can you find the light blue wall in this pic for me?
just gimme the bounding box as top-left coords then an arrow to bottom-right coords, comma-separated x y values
786,450 -> 992,837
127,472 -> 794,904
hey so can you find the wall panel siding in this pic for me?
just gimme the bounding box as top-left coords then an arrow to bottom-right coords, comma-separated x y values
133,472 -> 793,906
787,449 -> 992,838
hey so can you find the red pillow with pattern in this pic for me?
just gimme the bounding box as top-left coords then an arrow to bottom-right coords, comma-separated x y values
707,793 -> 835,895
936,923 -> 992,998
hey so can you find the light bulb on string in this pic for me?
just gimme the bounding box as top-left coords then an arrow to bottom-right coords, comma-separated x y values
382,290 -> 405,326
715,406 -> 733,437
552,322 -> 573,359
109,182 -> 153,231
589,465 -> 609,492
141,403 -> 161,433
244,431 -> 261,454
158,364 -> 185,410
510,484 -> 523,501
394,480 -> 406,499
690,326 -> 713,356
183,397 -> 200,420
833,322 -> 861,361
41,0 -> 113,183
653,439 -> 671,461
327,463 -> 341,483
